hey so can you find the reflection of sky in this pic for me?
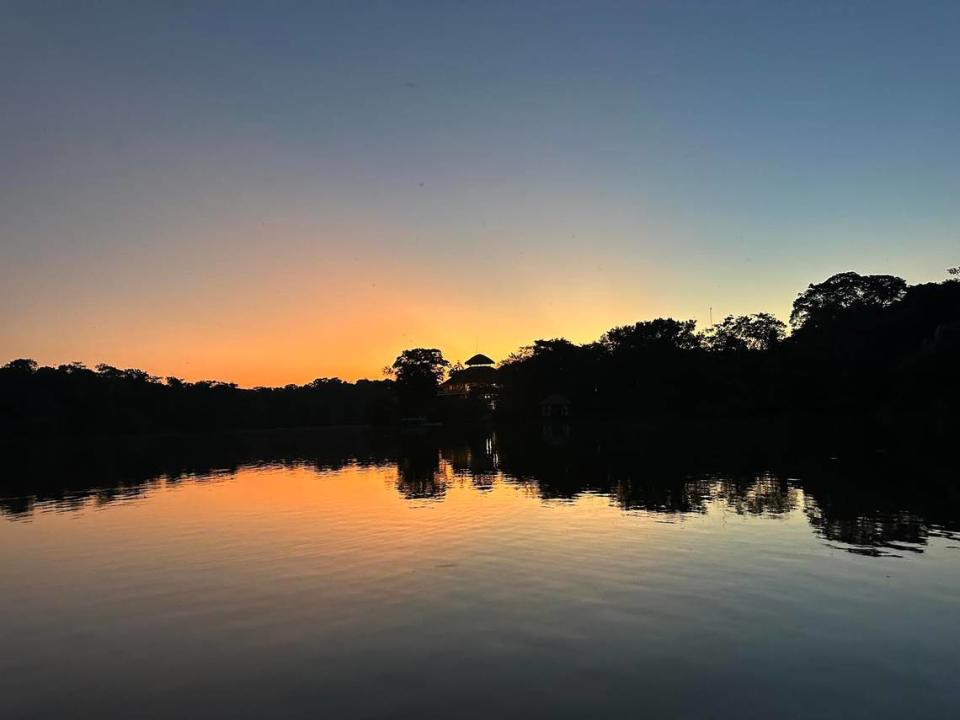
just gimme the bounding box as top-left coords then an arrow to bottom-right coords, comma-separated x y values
3,2 -> 958,384
3,463 -> 960,718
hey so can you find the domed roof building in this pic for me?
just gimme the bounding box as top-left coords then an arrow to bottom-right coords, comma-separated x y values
439,353 -> 498,401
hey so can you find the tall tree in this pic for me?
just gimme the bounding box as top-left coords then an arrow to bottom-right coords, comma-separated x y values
388,348 -> 450,416
790,272 -> 906,331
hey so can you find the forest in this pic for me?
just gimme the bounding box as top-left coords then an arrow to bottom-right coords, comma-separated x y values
2,270 -> 958,435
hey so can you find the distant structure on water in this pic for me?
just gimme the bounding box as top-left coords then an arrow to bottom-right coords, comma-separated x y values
439,353 -> 498,403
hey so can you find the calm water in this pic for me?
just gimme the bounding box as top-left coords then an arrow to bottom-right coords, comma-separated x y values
2,426 -> 959,719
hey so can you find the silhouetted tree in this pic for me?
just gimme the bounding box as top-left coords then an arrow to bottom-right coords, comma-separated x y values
706,313 -> 786,352
3,358 -> 38,374
387,348 -> 449,416
600,318 -> 701,353
789,271 -> 906,331
56,361 -> 88,374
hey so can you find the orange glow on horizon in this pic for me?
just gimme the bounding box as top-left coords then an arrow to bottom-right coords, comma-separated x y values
2,267 -> 795,387
1,218 -> 798,386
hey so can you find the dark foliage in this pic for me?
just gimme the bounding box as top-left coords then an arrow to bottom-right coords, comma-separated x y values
386,348 -> 450,416
789,271 -> 907,330
495,271 -> 959,419
0,363 -> 397,434
705,313 -> 786,352
2,270 -> 958,434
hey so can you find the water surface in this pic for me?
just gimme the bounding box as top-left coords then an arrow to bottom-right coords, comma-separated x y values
2,426 -> 959,719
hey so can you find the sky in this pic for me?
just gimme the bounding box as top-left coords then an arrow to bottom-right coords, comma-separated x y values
2,1 -> 958,385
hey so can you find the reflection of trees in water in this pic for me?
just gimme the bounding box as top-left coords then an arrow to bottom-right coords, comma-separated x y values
610,474 -> 799,517
612,476 -> 713,514
438,432 -> 499,493
469,472 -> 496,492
395,444 -> 445,500
393,430 -> 503,499
394,428 -> 503,500
801,472 -> 960,557
0,469 -> 245,519
804,499 -> 927,556
0,429 -> 399,518
491,424 -> 959,555
714,474 -> 800,517
3,426 -> 958,558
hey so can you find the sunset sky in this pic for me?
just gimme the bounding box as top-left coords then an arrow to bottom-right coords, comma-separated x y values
2,1 -> 958,386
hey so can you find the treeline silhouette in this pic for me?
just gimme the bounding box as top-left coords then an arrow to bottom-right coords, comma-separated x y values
0,364 -> 397,434
496,271 -> 959,420
2,270 -> 959,434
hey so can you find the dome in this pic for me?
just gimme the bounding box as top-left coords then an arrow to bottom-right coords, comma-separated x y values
464,353 -> 495,366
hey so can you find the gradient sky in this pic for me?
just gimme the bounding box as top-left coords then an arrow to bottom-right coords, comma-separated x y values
2,1 -> 958,385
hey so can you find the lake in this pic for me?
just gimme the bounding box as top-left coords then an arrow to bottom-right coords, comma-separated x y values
2,424 -> 959,719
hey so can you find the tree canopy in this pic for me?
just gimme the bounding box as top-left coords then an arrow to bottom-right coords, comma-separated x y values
790,272 -> 907,330
707,313 -> 786,352
3,270 -> 958,432
600,318 -> 700,354
388,348 -> 450,416
388,348 -> 450,386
